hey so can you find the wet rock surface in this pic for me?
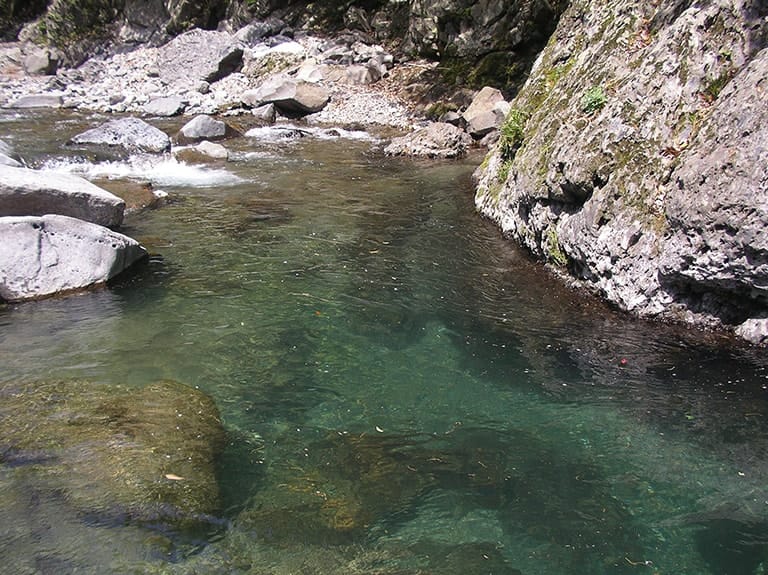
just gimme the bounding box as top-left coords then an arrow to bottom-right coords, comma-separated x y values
0,378 -> 225,528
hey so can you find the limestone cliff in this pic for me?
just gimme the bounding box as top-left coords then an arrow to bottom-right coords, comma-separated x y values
474,0 -> 768,344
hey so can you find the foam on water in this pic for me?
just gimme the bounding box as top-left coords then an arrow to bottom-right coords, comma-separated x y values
40,154 -> 244,188
244,123 -> 375,142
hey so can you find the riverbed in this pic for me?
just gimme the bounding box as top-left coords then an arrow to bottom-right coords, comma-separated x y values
2,109 -> 768,575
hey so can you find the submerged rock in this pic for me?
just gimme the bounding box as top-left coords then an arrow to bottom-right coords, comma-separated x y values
0,378 -> 225,529
384,122 -> 473,159
0,214 -> 147,302
0,138 -> 22,167
69,117 -> 171,154
0,164 -> 125,227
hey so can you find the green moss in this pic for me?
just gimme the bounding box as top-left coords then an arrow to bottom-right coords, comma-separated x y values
580,85 -> 607,114
497,158 -> 513,183
702,70 -> 732,102
425,101 -> 456,121
498,108 -> 528,160
546,227 -> 568,267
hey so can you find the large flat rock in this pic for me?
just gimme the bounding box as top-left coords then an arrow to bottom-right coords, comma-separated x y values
242,75 -> 330,115
0,378 -> 225,529
69,117 -> 171,154
0,214 -> 147,302
0,164 -> 125,227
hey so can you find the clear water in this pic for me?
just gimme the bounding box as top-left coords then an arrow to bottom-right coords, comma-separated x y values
2,110 -> 768,574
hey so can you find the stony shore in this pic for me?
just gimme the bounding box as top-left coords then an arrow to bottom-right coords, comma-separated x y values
0,31 -> 427,130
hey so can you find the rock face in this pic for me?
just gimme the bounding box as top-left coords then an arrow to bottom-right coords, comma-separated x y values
0,214 -> 147,302
157,28 -> 244,90
384,122 -> 473,159
69,117 -> 171,154
0,378 -> 225,528
474,0 -> 768,343
0,164 -> 125,227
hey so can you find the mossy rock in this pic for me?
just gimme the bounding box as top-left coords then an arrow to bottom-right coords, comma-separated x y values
0,379 -> 225,530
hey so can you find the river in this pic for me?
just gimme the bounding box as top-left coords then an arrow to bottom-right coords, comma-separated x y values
1,109 -> 768,574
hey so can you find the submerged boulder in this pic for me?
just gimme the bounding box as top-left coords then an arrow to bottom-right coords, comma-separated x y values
0,164 -> 125,227
69,117 -> 171,154
0,378 -> 225,528
384,122 -> 473,159
0,214 -> 147,302
0,138 -> 22,167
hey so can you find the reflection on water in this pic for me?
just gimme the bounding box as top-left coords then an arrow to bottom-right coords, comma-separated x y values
1,111 -> 768,574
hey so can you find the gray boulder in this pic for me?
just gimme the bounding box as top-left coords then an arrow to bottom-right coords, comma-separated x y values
463,87 -> 508,138
69,117 -> 171,154
384,122 -> 473,159
0,214 -> 147,302
0,139 -> 22,168
0,153 -> 21,167
22,46 -> 60,75
157,28 -> 244,90
0,165 -> 125,228
176,114 -> 237,144
241,76 -> 330,115
8,94 -> 63,109
251,103 -> 277,124
233,18 -> 285,45
143,95 -> 186,116
345,63 -> 382,85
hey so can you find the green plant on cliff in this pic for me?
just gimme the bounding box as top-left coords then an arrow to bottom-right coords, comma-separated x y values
35,0 -> 120,51
498,108 -> 528,160
546,227 -> 568,267
580,85 -> 607,114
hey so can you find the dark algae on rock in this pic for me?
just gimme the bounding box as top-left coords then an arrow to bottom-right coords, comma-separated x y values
475,0 -> 768,344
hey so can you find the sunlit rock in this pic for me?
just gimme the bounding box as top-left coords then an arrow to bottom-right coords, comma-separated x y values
384,122 -> 473,159
0,164 -> 125,227
69,117 -> 171,154
0,214 -> 147,302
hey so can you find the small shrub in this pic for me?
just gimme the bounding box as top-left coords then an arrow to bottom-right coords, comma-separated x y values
546,227 -> 568,267
498,108 -> 528,160
580,86 -> 607,114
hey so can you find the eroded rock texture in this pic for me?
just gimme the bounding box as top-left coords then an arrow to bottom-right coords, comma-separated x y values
474,0 -> 768,343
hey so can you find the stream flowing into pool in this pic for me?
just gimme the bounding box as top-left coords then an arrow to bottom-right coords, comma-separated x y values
2,110 -> 768,575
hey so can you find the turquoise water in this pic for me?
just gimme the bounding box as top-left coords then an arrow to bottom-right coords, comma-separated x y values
2,111 -> 768,574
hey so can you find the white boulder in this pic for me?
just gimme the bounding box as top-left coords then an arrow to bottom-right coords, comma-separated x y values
0,214 -> 147,302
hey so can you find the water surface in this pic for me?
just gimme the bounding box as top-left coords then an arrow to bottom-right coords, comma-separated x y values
2,110 -> 768,574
